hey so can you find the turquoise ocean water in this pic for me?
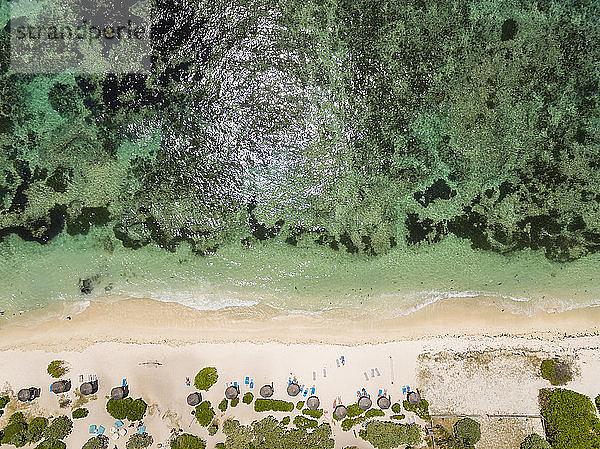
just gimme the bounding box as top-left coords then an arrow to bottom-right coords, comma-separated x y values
0,0 -> 599,318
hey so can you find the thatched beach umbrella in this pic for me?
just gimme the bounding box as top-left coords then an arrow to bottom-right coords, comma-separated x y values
333,405 -> 347,420
260,384 -> 274,398
358,396 -> 372,411
51,380 -> 71,394
407,391 -> 421,405
80,380 -> 98,395
287,383 -> 300,397
111,385 -> 129,400
17,387 -> 40,402
377,396 -> 391,410
225,386 -> 239,400
306,396 -> 320,410
187,392 -> 202,406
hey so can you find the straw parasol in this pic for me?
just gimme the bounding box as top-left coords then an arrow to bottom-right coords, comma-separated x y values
17,388 -> 31,402
111,385 -> 129,400
260,384 -> 274,398
225,386 -> 239,400
407,391 -> 421,405
51,380 -> 71,394
306,396 -> 320,410
333,405 -> 347,420
80,380 -> 98,395
358,396 -> 372,411
187,392 -> 202,406
287,383 -> 300,397
377,396 -> 391,410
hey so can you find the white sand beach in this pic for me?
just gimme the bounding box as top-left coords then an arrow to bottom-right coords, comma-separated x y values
0,295 -> 599,448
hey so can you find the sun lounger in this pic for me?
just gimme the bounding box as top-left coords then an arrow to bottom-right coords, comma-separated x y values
402,387 -> 406,394
122,378 -> 127,387
313,371 -> 316,381
378,389 -> 382,396
364,372 -> 369,381
375,368 -> 380,376
97,426 -> 105,436
323,368 -> 327,378
303,390 -> 308,397
407,386 -> 411,392
336,359 -> 340,367
341,356 -> 345,365
245,377 -> 250,385
89,425 -> 97,434
115,420 -> 124,428
371,368 -> 375,377
311,387 -> 315,394
138,426 -> 146,434
234,382 -> 238,388
249,381 -> 253,388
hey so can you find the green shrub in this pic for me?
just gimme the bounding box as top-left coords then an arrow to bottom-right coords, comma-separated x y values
230,397 -> 239,407
365,409 -> 385,418
391,403 -> 401,414
82,436 -> 109,449
43,416 -> 73,441
26,417 -> 49,443
242,392 -> 253,404
254,399 -> 294,413
106,398 -> 132,420
126,433 -> 153,449
215,444 -> 225,449
540,359 -> 572,386
170,433 -> 206,449
391,414 -> 405,420
194,401 -> 215,427
10,412 -> 26,424
454,418 -> 481,446
341,416 -> 366,431
218,399 -> 228,412
207,422 -> 218,436
0,396 -> 9,408
127,399 -> 148,421
302,409 -> 323,419
402,398 -> 430,420
2,420 -> 27,447
294,415 -> 318,429
539,388 -> 600,449
47,361 -> 68,378
520,433 -> 552,449
346,403 -> 364,418
296,401 -> 304,410
282,416 -> 290,425
360,421 -> 421,448
595,394 -> 600,414
72,408 -> 89,419
194,367 -> 218,391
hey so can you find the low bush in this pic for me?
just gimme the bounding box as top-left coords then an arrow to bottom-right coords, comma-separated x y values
218,399 -> 228,412
242,392 -> 253,404
341,416 -> 366,432
346,403 -> 364,418
596,394 -> 600,414
170,433 -> 206,449
365,409 -> 385,418
540,359 -> 572,386
126,433 -> 153,449
230,397 -> 239,407
72,408 -> 89,419
207,422 -> 218,436
520,433 -> 551,449
194,367 -> 218,391
294,416 -> 318,429
539,388 -> 600,449
215,444 -> 225,449
391,403 -> 402,414
35,440 -> 66,449
0,396 -> 9,408
47,361 -> 68,378
360,421 -> 421,448
302,408 -> 323,419
296,401 -> 304,410
194,401 -> 215,427
454,418 -> 481,447
402,398 -> 430,420
82,436 -> 109,449
254,399 -> 294,413
391,414 -> 405,420
282,416 -> 290,425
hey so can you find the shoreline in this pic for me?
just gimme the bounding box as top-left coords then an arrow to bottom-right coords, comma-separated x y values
1,294 -> 599,350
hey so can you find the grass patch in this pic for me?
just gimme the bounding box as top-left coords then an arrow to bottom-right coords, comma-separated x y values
539,388 -> 600,449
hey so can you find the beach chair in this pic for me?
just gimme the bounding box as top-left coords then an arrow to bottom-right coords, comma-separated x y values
246,377 -> 250,385
249,381 -> 253,388
341,356 -> 345,364
303,389 -> 308,397
115,420 -> 124,428
378,389 -> 382,397
138,426 -> 146,434
122,378 -> 127,387
336,359 -> 340,368
311,387 -> 315,395
234,382 -> 238,388
97,426 -> 105,436
407,386 -> 411,392
89,425 -> 97,434
402,386 -> 406,394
